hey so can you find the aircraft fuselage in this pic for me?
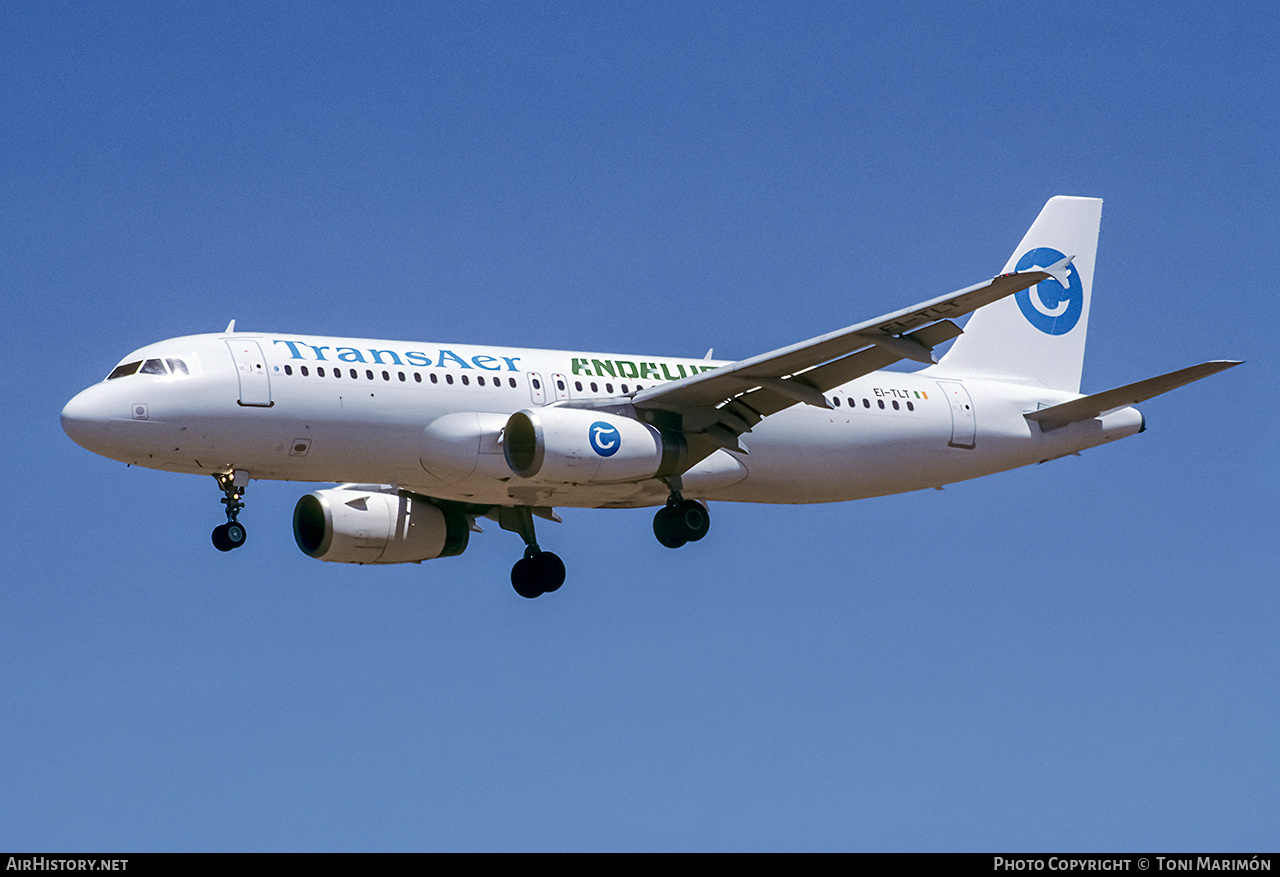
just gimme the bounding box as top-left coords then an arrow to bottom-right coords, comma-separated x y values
61,330 -> 1143,510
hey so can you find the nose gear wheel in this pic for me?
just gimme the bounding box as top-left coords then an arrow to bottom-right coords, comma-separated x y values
211,472 -> 248,551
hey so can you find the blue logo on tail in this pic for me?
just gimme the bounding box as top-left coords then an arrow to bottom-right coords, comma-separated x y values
1014,247 -> 1083,335
589,421 -> 621,457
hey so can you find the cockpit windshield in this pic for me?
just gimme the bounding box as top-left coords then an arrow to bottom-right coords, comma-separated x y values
107,361 -> 142,380
106,357 -> 191,380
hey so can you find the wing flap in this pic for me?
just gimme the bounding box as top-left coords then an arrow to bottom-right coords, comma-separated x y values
706,320 -> 963,425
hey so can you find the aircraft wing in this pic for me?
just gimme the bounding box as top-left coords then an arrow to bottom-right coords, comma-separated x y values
625,262 -> 1068,451
1025,360 -> 1242,431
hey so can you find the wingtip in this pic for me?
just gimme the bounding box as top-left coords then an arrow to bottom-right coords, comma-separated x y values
1042,254 -> 1075,287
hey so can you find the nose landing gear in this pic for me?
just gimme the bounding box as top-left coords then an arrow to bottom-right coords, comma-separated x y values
212,471 -> 248,552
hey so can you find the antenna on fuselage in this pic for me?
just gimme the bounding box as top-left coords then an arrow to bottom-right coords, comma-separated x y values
225,319 -> 236,334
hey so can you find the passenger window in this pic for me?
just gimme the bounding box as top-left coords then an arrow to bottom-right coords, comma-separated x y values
382,371 -> 391,381
462,375 -> 470,386
477,375 -> 486,386
445,374 -> 454,385
430,373 -> 438,384
877,399 -> 885,409
366,369 -> 374,380
892,400 -> 900,410
284,365 -> 293,375
590,382 -> 598,393
414,373 -> 422,383
620,384 -> 629,394
350,369 -> 358,379
508,377 -> 517,388
532,378 -> 541,390
398,371 -> 406,382
301,366 -> 310,376
907,401 -> 914,411
605,383 -> 613,394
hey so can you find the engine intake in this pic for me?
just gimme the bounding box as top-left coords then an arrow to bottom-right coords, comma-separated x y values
293,486 -> 469,564
504,408 -> 685,484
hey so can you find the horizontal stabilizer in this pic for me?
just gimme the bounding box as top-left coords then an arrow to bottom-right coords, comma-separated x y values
1026,360 -> 1242,430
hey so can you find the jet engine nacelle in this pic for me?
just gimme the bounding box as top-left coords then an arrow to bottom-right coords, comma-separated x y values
293,486 -> 469,564
504,408 -> 685,484
419,411 -> 511,483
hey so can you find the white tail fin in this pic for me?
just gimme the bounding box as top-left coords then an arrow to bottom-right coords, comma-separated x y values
936,196 -> 1103,392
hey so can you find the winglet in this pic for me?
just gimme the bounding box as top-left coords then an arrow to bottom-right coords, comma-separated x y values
1037,254 -> 1075,288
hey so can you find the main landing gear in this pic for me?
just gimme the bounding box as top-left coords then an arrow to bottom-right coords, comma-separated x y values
653,480 -> 710,549
211,471 -> 248,552
511,548 -> 566,600
499,507 -> 565,599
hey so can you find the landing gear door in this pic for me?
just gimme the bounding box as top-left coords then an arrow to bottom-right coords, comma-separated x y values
937,380 -> 975,449
226,339 -> 273,407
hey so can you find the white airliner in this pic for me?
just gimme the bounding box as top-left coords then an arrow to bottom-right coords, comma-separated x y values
61,197 -> 1239,597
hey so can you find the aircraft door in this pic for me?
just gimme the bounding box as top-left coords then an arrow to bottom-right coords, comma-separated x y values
526,372 -> 546,405
226,339 -> 273,407
937,380 -> 975,449
551,373 -> 570,401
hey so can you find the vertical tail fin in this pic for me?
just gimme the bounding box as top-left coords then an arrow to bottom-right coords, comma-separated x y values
937,196 -> 1103,392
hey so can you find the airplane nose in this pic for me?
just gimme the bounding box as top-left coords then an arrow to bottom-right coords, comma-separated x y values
61,386 -> 111,451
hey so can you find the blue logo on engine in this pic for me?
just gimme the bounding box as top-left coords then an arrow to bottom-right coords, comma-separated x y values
1014,247 -> 1083,335
589,421 -> 621,457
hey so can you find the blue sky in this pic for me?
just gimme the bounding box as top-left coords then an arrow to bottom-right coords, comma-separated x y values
3,2 -> 1275,851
